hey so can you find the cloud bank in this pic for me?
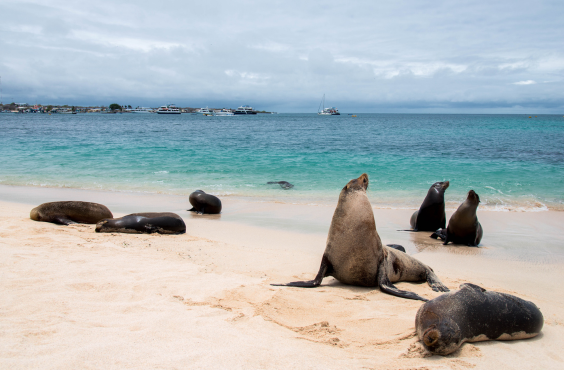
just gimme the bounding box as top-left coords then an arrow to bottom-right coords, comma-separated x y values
1,0 -> 563,112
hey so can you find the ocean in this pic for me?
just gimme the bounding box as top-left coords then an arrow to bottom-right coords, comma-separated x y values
1,113 -> 563,211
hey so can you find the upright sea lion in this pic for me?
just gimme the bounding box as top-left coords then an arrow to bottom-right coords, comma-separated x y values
433,190 -> 482,246
95,212 -> 186,234
271,173 -> 449,301
188,190 -> 222,214
30,201 -> 113,225
267,181 -> 294,189
416,283 -> 543,355
410,181 -> 449,231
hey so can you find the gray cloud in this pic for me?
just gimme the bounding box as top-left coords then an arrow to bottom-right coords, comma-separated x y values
1,0 -> 563,112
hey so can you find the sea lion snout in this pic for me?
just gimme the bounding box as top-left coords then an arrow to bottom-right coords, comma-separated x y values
423,327 -> 440,347
467,190 -> 480,203
345,173 -> 369,191
30,208 -> 40,221
441,181 -> 450,191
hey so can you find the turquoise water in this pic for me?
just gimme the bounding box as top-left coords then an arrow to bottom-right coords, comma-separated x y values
1,113 -> 563,210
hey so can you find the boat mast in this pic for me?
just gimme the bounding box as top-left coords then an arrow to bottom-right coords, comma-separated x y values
318,94 -> 325,113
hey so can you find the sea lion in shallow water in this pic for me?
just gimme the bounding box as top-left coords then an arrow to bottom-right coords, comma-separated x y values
30,201 -> 113,225
95,212 -> 186,234
410,181 -> 449,231
267,181 -> 294,189
188,190 -> 222,214
433,190 -> 482,246
416,283 -> 543,355
271,173 -> 449,301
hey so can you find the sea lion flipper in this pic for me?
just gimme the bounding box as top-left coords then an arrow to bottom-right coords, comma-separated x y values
271,256 -> 330,288
187,207 -> 196,212
52,216 -> 76,225
377,262 -> 428,301
425,268 -> 450,292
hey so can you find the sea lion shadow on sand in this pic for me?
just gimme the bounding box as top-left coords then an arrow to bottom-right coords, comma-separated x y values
271,173 -> 449,301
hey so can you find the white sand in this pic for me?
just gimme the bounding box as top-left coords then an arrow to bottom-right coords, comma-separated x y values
1,186 -> 564,369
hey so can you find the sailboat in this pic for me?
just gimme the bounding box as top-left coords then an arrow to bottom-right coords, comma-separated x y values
317,94 -> 340,115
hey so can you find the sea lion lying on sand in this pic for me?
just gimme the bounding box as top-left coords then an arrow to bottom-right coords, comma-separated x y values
188,190 -> 222,214
96,212 -> 186,234
30,201 -> 113,225
431,190 -> 482,246
416,283 -> 543,355
410,181 -> 449,231
271,173 -> 449,301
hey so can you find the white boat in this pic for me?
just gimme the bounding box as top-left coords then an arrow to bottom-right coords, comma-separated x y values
234,105 -> 257,115
129,107 -> 154,113
317,94 -> 340,115
198,107 -> 212,115
156,104 -> 181,114
213,109 -> 234,116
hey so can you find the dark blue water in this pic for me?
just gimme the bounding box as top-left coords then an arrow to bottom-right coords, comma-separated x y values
1,113 -> 563,210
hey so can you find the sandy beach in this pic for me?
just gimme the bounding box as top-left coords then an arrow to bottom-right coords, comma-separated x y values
1,185 -> 564,369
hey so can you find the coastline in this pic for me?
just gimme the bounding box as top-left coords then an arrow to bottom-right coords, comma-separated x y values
1,185 -> 564,369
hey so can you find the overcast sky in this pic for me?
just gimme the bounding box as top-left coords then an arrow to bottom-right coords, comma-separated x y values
1,0 -> 563,112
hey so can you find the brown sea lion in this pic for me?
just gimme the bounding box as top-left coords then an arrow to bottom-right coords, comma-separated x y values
410,181 -> 449,231
188,190 -> 222,214
30,201 -> 113,225
432,190 -> 483,246
416,283 -> 543,355
271,173 -> 449,301
95,212 -> 186,234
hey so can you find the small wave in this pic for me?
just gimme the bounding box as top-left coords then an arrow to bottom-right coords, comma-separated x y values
154,171 -> 169,174
484,186 -> 504,195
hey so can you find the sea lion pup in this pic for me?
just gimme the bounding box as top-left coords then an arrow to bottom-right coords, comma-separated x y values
416,283 -> 544,356
188,190 -> 222,214
267,181 -> 294,189
410,181 -> 449,231
271,173 -> 449,301
95,212 -> 186,234
30,201 -> 113,225
432,190 -> 483,246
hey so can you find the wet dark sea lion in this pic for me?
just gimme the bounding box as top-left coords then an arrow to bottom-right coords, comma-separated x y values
410,181 -> 449,231
416,283 -> 543,355
95,212 -> 186,234
271,173 -> 449,301
188,190 -> 222,214
30,201 -> 113,225
267,181 -> 294,189
435,190 -> 483,246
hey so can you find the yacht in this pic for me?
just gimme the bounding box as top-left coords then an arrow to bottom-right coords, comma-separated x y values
129,107 -> 154,113
198,107 -> 213,115
317,94 -> 340,115
234,105 -> 257,115
213,109 -> 234,116
156,104 -> 181,114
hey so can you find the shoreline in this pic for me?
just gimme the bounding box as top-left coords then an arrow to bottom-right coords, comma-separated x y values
1,185 -> 564,368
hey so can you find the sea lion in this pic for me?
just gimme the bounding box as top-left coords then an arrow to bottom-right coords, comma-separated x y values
386,244 -> 406,253
416,283 -> 543,355
410,181 -> 449,231
267,181 -> 294,189
95,212 -> 186,234
434,190 -> 482,246
271,173 -> 449,301
188,190 -> 222,214
30,201 -> 113,225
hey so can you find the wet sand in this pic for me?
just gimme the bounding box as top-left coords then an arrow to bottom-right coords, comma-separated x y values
1,185 -> 564,369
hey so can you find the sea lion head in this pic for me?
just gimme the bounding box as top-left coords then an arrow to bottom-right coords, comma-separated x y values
343,173 -> 369,193
30,207 -> 41,221
430,181 -> 449,195
467,190 -> 480,204
95,219 -> 109,232
421,318 -> 462,355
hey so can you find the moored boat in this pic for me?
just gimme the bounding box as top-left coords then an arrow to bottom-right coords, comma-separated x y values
156,104 -> 181,114
317,94 -> 340,115
234,105 -> 257,115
